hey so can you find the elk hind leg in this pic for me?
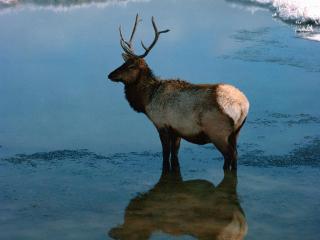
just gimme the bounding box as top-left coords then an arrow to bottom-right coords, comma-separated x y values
228,131 -> 238,170
202,113 -> 237,170
211,136 -> 236,171
228,117 -> 247,170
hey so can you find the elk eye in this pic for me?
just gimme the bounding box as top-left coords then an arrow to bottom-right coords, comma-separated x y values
128,65 -> 135,69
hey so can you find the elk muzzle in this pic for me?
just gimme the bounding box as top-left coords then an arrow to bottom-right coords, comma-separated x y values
108,69 -> 121,82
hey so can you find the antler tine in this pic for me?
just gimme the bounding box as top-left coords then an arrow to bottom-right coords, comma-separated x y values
141,41 -> 148,51
139,16 -> 170,58
129,14 -> 141,46
120,38 -> 134,56
119,14 -> 141,57
119,25 -> 130,48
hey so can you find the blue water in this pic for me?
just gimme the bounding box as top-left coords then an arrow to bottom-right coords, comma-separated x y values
0,0 -> 320,239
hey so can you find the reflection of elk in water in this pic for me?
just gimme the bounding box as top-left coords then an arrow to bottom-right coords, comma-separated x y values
109,168 -> 247,240
108,14 -> 249,171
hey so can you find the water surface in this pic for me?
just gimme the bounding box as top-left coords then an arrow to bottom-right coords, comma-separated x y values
0,0 -> 319,239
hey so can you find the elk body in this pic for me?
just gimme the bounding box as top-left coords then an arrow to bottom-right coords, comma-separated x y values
108,15 -> 249,171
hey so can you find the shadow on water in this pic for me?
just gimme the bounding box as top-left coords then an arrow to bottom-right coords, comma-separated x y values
108,168 -> 247,240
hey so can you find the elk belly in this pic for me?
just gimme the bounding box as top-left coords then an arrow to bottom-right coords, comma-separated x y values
167,110 -> 212,145
147,104 -> 205,135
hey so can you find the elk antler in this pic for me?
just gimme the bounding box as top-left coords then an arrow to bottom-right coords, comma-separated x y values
119,14 -> 170,58
119,14 -> 141,56
139,16 -> 170,58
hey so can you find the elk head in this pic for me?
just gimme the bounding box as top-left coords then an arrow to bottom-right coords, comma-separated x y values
108,14 -> 170,84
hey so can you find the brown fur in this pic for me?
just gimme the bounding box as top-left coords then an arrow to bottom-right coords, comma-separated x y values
108,56 -> 249,171
124,75 -> 160,113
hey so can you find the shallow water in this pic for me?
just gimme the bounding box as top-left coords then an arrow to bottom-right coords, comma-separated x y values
0,0 -> 320,239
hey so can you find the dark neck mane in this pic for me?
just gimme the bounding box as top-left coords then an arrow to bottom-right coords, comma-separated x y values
124,69 -> 160,113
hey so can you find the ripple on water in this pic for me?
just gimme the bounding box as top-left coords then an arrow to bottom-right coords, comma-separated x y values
223,27 -> 320,72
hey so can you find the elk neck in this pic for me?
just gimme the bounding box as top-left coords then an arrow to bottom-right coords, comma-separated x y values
124,68 -> 160,113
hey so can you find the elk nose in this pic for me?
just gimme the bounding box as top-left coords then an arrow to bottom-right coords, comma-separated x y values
108,72 -> 114,80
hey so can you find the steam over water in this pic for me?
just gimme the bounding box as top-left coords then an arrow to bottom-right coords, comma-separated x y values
1,0 -> 320,41
227,0 -> 320,41
248,0 -> 320,25
0,0 -> 148,12
1,0 -> 320,26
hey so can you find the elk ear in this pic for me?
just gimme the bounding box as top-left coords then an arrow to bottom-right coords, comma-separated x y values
122,53 -> 131,62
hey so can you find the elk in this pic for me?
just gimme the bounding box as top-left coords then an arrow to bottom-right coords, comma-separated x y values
108,14 -> 249,171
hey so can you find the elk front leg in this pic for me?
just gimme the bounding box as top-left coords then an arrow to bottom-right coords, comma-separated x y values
170,135 -> 181,172
158,128 -> 171,173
